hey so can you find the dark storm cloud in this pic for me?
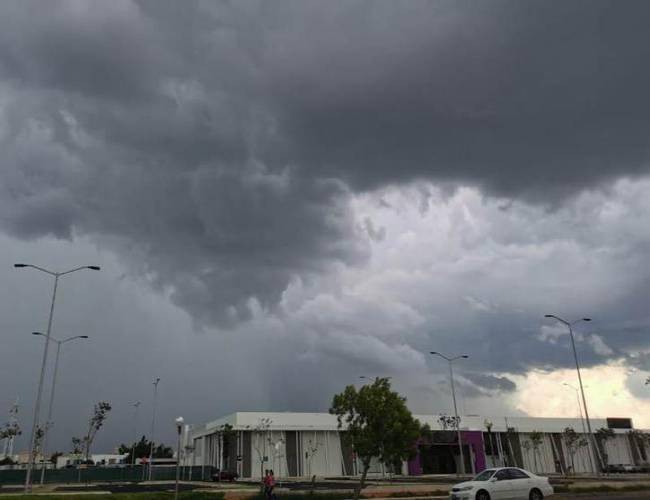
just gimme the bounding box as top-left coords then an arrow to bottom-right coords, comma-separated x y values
464,373 -> 517,393
262,1 -> 650,200
1,0 -> 650,326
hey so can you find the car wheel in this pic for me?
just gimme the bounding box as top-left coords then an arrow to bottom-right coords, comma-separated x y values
529,488 -> 543,500
476,490 -> 490,500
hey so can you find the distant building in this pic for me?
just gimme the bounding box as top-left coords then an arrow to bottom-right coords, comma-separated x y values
184,411 -> 646,478
56,453 -> 128,468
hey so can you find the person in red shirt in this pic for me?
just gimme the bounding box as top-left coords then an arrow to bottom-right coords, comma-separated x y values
265,470 -> 276,500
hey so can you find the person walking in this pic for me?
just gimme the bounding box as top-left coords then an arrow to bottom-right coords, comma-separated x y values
266,470 -> 277,500
263,469 -> 270,498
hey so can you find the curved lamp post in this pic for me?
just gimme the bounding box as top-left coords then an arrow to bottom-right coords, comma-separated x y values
14,263 -> 99,492
431,352 -> 468,476
545,314 -> 601,473
31,332 -> 89,484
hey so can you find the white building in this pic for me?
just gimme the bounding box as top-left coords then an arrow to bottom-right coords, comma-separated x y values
185,412 -> 645,478
56,453 -> 128,468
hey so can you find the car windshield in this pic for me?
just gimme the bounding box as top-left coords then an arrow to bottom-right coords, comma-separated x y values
473,469 -> 496,481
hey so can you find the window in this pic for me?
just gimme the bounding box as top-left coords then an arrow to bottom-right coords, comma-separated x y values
507,468 -> 529,479
474,469 -> 496,481
495,470 -> 510,481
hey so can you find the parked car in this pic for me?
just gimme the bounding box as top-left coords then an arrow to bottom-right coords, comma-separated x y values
450,467 -> 554,500
212,469 -> 239,482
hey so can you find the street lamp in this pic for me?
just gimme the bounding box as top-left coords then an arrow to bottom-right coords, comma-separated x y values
132,402 -> 141,467
148,378 -> 160,481
14,263 -> 99,492
30,332 -> 89,484
175,417 -> 184,500
563,383 -> 588,435
431,351 -> 469,476
545,314 -> 601,473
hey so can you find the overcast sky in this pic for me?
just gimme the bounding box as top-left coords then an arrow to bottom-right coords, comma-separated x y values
2,0 -> 650,454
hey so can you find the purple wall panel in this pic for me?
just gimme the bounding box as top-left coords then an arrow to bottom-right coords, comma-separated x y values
407,431 -> 487,475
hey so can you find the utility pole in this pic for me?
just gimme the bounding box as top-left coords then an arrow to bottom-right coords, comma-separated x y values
148,378 -> 160,481
430,351 -> 469,476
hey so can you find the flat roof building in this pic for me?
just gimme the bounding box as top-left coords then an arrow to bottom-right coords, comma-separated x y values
184,412 -> 646,478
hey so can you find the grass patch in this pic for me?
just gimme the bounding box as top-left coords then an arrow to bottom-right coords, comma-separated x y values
380,491 -> 447,498
554,483 -> 650,494
241,492 -> 449,500
0,492 -> 225,500
243,494 -> 353,500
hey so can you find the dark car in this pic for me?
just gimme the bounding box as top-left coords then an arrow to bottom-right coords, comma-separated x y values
212,469 -> 239,482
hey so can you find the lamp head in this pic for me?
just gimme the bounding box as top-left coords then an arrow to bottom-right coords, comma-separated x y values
461,355 -> 469,359
14,264 -> 27,268
582,318 -> 592,322
32,332 -> 44,336
80,335 -> 89,339
175,416 -> 184,434
87,266 -> 101,271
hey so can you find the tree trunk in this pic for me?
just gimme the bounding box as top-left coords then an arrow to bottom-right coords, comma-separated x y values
354,462 -> 370,500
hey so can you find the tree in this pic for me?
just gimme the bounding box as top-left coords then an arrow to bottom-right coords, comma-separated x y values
576,437 -> 589,472
215,423 -> 236,472
529,431 -> 543,473
0,421 -> 21,442
71,437 -> 83,455
79,401 -> 112,462
250,417 -> 272,487
118,436 -> 173,464
330,377 -> 421,500
438,414 -> 460,431
50,451 -> 63,466
596,427 -> 615,470
33,426 -> 45,460
305,437 -> 321,477
628,430 -> 648,462
562,427 -> 578,474
522,441 -> 532,468
483,419 -> 498,466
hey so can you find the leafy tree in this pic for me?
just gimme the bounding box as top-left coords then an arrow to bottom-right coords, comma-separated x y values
438,414 -> 460,431
79,401 -> 112,461
50,451 -> 63,465
71,437 -> 83,455
330,377 -> 421,500
0,421 -> 21,441
33,426 -> 45,460
118,436 -> 173,463
596,427 -> 615,470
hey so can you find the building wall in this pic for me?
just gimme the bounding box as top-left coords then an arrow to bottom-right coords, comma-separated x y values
247,430 -> 344,479
187,413 -> 641,478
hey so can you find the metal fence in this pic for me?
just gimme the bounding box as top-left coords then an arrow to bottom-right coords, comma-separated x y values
0,465 -> 214,485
